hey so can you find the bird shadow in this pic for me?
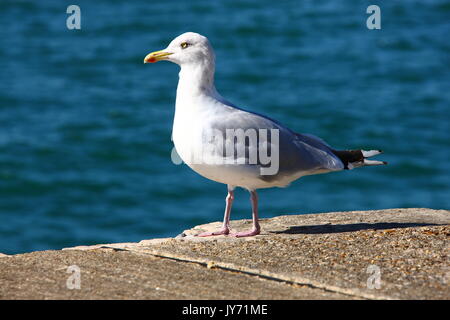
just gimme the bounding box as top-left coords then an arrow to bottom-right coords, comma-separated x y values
271,222 -> 442,235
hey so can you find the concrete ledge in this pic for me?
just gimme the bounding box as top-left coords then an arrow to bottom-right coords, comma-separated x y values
0,208 -> 448,299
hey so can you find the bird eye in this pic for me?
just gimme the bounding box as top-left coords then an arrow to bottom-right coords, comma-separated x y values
180,42 -> 189,49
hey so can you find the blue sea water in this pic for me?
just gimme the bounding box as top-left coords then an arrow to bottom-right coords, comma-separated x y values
0,0 -> 449,254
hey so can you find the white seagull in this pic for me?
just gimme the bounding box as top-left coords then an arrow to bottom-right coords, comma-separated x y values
144,32 -> 386,237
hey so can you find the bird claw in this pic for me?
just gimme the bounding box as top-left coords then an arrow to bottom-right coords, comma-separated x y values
230,229 -> 260,238
196,227 -> 261,238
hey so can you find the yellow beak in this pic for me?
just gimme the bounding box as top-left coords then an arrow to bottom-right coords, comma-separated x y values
143,50 -> 173,63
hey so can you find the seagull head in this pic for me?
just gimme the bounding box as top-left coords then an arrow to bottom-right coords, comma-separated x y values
144,32 -> 215,67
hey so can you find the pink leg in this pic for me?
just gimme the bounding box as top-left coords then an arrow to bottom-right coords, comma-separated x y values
231,190 -> 261,237
197,189 -> 234,237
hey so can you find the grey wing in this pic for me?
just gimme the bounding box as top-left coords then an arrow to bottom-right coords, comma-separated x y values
290,132 -> 344,172
206,106 -> 344,177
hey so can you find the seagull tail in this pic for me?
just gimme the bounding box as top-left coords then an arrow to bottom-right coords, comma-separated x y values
332,149 -> 387,170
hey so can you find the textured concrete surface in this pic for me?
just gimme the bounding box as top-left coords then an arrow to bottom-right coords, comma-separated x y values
0,208 -> 449,300
0,249 -> 350,299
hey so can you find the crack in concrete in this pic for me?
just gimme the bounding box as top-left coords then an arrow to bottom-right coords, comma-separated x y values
101,244 -> 393,300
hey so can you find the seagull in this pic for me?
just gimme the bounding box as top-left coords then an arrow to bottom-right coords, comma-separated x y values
144,32 -> 386,237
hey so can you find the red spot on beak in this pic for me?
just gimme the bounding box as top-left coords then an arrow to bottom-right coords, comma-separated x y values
147,57 -> 156,63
